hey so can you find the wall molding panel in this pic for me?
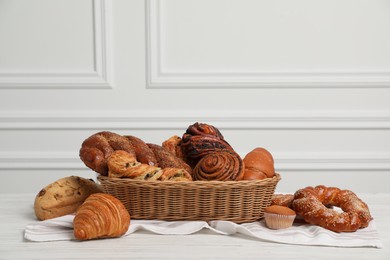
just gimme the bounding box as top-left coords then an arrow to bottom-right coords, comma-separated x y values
1,151 -> 389,171
0,0 -> 112,89
1,110 -> 390,130
146,0 -> 390,89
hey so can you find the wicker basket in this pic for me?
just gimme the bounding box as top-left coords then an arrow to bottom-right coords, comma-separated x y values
98,173 -> 281,223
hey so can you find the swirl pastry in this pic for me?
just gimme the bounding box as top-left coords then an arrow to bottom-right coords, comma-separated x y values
107,150 -> 192,181
192,150 -> 244,181
107,151 -> 163,180
73,193 -> 130,240
181,122 -> 234,167
159,167 -> 193,181
185,122 -> 225,138
79,131 -> 136,175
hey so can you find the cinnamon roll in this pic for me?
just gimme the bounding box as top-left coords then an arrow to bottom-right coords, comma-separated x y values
192,150 -> 244,181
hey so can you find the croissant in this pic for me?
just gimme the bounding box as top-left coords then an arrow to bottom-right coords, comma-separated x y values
107,150 -> 192,181
192,150 -> 244,181
181,123 -> 235,167
79,131 -> 136,175
73,193 -> 130,240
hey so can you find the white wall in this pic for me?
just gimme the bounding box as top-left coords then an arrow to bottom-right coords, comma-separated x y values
0,0 -> 389,194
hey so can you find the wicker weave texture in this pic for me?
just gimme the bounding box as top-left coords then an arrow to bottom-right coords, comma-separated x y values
98,173 -> 280,223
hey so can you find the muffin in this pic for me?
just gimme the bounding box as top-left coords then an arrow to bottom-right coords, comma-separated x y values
263,205 -> 296,229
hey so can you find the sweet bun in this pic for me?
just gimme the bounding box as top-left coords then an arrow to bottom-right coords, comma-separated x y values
242,147 -> 275,180
242,168 -> 267,180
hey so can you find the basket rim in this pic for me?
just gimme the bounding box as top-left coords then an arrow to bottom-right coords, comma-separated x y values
98,172 -> 281,187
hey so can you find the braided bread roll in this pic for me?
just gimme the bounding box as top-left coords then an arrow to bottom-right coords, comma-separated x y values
271,194 -> 294,208
79,131 -> 136,175
73,193 -> 130,240
125,135 -> 158,166
147,143 -> 192,176
80,132 -> 190,177
192,150 -> 244,181
292,185 -> 372,232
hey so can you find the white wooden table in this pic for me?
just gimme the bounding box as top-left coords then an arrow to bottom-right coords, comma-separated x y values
1,193 -> 389,260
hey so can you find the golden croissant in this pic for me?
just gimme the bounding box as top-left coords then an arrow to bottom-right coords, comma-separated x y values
73,193 -> 130,240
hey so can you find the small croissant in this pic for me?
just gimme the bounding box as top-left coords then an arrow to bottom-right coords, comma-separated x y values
73,193 -> 130,240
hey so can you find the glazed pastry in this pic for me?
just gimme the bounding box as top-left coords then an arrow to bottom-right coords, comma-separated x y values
107,150 -> 192,181
192,150 -> 244,181
34,176 -> 103,221
79,131 -> 136,175
73,193 -> 130,240
159,167 -> 193,181
147,143 -> 192,175
180,122 -> 234,167
107,150 -> 163,180
292,185 -> 372,232
125,135 -> 158,166
242,147 -> 275,180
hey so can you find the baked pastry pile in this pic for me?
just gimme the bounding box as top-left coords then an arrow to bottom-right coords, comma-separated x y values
79,122 -> 276,182
33,122 -> 279,240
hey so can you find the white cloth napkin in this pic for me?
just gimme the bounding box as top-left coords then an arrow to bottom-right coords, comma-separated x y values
24,215 -> 383,248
